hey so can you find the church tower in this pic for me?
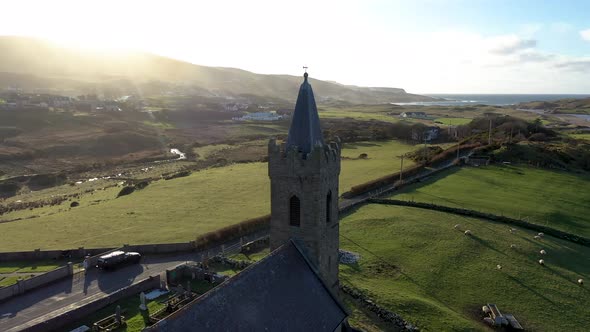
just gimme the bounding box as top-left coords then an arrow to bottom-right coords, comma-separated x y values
268,72 -> 341,291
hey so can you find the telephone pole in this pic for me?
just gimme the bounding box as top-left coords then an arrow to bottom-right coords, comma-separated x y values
398,155 -> 405,182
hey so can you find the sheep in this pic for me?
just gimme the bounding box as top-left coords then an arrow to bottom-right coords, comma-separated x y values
509,228 -> 516,233
540,249 -> 546,255
510,244 -> 517,249
482,305 -> 491,314
538,232 -> 544,237
534,235 -> 541,240
539,259 -> 545,265
464,230 -> 472,236
454,224 -> 461,230
579,279 -> 584,285
497,265 -> 502,270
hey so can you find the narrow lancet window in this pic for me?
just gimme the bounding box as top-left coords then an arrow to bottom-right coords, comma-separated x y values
289,195 -> 301,226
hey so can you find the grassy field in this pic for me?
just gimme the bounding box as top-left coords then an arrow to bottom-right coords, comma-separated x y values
61,291 -> 172,332
389,165 -> 590,238
570,133 -> 590,141
0,260 -> 66,286
0,140 -> 426,251
0,260 -> 65,273
339,204 -> 590,331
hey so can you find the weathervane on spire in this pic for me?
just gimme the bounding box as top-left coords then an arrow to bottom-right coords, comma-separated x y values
303,66 -> 308,73
303,66 -> 309,80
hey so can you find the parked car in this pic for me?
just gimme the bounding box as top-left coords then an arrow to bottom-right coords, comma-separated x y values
96,250 -> 141,270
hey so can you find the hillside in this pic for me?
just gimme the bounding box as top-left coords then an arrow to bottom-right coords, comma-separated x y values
518,97 -> 590,114
0,36 -> 434,104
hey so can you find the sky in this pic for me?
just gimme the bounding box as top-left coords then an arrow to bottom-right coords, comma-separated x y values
1,0 -> 590,94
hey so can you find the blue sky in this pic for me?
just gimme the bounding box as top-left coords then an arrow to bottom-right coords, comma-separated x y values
1,0 -> 589,93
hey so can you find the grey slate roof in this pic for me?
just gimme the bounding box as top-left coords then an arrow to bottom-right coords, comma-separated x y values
286,73 -> 325,154
147,240 -> 347,332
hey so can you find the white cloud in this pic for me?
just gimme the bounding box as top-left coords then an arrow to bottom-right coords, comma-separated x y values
580,29 -> 590,41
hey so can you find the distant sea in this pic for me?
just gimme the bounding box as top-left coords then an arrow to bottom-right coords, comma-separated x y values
395,94 -> 590,106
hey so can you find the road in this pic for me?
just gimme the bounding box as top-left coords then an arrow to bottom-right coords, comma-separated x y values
0,232 -> 264,332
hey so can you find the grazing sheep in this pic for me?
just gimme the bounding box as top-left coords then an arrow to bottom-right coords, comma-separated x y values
540,249 -> 546,255
534,235 -> 541,240
538,232 -> 544,237
497,265 -> 502,270
509,228 -> 516,233
464,230 -> 472,236
510,244 -> 517,249
539,259 -> 545,265
579,279 -> 584,285
454,224 -> 461,230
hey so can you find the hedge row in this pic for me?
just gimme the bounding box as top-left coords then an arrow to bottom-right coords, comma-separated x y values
369,198 -> 590,247
194,214 -> 271,249
346,143 -> 482,197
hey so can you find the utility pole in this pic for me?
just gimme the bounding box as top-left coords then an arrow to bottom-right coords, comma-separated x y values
398,155 -> 405,182
488,119 -> 492,145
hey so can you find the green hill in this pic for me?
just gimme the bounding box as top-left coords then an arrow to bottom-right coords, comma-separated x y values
0,36 -> 434,104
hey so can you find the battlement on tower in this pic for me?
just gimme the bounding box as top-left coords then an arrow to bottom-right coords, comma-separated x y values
268,137 -> 341,178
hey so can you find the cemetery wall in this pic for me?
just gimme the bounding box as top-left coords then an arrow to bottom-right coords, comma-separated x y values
0,263 -> 73,301
22,275 -> 161,332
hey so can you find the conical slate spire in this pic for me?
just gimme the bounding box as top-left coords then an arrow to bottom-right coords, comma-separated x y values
286,72 -> 324,154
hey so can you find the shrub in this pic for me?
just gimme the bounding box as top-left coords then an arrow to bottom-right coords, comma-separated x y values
117,186 -> 135,198
195,215 -> 270,249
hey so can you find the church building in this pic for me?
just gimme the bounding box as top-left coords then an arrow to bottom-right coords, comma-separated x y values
147,72 -> 349,331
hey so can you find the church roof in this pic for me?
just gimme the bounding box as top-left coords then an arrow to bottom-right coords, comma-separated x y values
286,72 -> 325,154
147,240 -> 348,332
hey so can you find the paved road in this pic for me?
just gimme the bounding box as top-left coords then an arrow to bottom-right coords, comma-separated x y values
0,232 -> 265,332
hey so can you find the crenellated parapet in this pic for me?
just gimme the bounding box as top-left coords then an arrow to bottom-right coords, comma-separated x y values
268,138 -> 341,179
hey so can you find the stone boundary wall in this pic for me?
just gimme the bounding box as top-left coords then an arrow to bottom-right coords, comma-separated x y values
21,275 -> 161,332
340,284 -> 418,331
0,247 -> 114,262
0,263 -> 73,302
370,198 -> 590,247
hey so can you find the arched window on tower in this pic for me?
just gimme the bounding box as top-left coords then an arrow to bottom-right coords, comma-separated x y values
326,190 -> 332,223
289,195 -> 301,227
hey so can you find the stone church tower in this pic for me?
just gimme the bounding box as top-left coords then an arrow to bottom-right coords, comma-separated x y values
268,72 -> 341,291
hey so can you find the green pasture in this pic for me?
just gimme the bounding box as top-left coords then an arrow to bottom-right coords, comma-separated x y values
569,133 -> 590,141
389,165 -> 590,238
339,204 -> 590,331
318,107 -> 398,123
0,140 -> 426,250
